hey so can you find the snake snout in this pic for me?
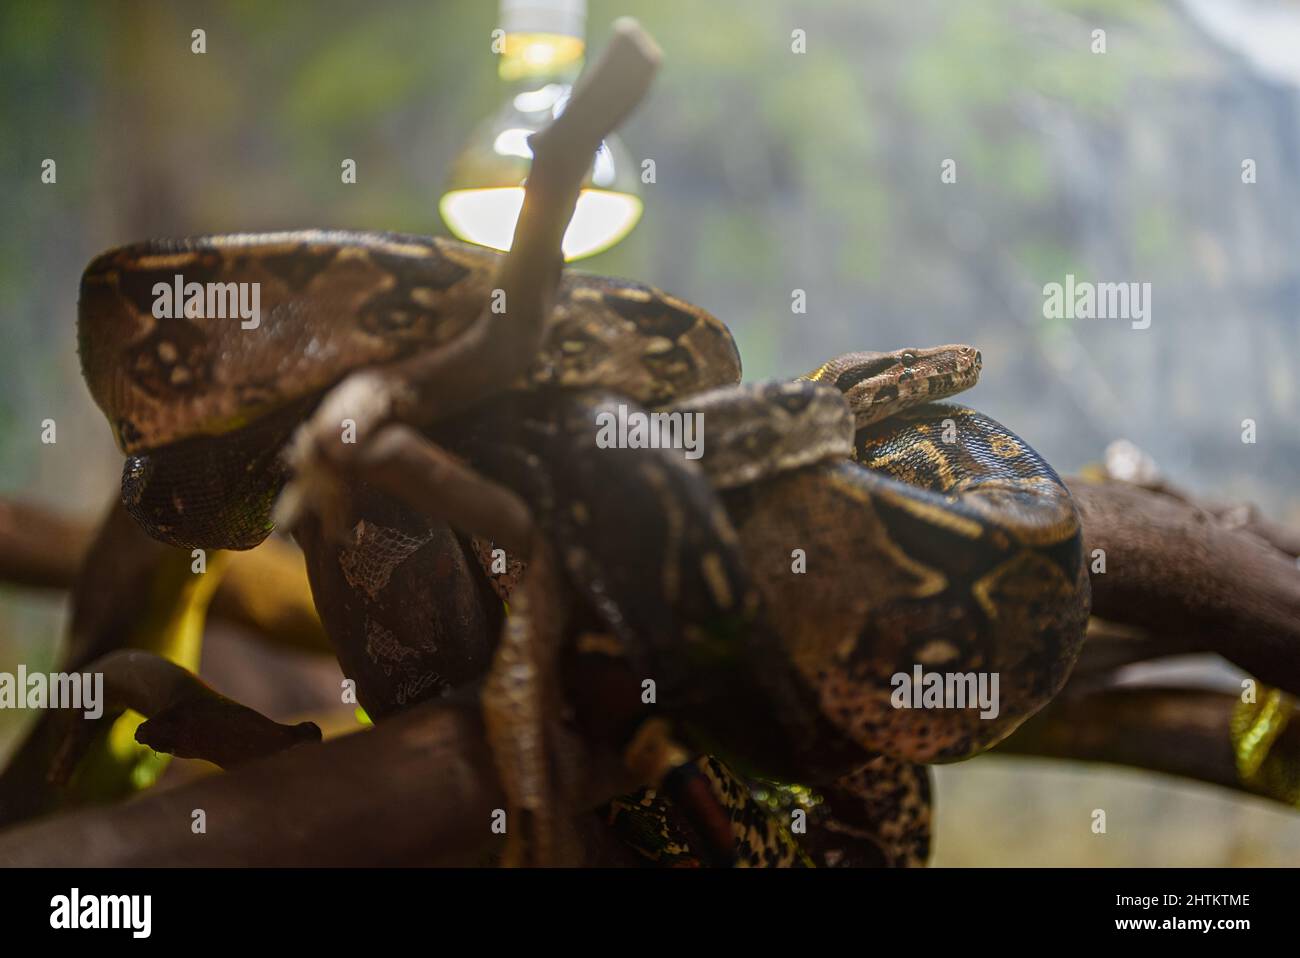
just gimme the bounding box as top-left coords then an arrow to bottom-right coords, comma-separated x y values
956,346 -> 982,384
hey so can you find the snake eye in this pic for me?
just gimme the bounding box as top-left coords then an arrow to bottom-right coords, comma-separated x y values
900,352 -> 917,367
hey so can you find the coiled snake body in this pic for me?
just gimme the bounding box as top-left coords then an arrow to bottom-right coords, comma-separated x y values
78,232 -> 1091,865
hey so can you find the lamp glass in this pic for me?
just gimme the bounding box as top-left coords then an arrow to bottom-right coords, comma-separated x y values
439,22 -> 642,260
440,187 -> 642,260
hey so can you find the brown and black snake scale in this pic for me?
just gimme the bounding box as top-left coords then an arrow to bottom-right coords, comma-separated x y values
77,232 -> 1090,866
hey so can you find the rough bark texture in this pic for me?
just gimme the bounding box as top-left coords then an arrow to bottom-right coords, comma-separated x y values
1068,476 -> 1300,696
0,695 -> 635,866
997,686 -> 1300,807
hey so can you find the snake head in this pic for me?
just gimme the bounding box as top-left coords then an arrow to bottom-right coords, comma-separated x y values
805,345 -> 982,428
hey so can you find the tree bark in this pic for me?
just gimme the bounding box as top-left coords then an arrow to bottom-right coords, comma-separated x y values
1067,476 -> 1300,696
996,686 -> 1300,808
0,695 -> 635,866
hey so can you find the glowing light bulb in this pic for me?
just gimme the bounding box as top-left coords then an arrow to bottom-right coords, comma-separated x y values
439,0 -> 642,261
440,187 -> 644,259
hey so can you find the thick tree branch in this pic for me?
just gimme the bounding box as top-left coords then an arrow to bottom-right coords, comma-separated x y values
0,695 -> 634,866
995,686 -> 1300,808
0,498 -> 94,591
1067,476 -> 1300,695
0,496 -> 330,654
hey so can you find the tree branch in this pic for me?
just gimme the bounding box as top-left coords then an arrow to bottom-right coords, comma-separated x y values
995,686 -> 1300,808
0,497 -> 96,591
47,650 -> 320,783
1067,476 -> 1300,695
0,695 -> 634,866
359,425 -> 535,557
329,18 -> 662,436
0,496 -> 331,654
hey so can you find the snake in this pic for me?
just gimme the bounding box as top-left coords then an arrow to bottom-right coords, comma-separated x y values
76,231 -> 1091,865
445,355 -> 1088,863
77,230 -> 741,551
664,354 -> 1093,764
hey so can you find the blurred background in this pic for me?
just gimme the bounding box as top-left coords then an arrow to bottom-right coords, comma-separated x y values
1,0 -> 1298,864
